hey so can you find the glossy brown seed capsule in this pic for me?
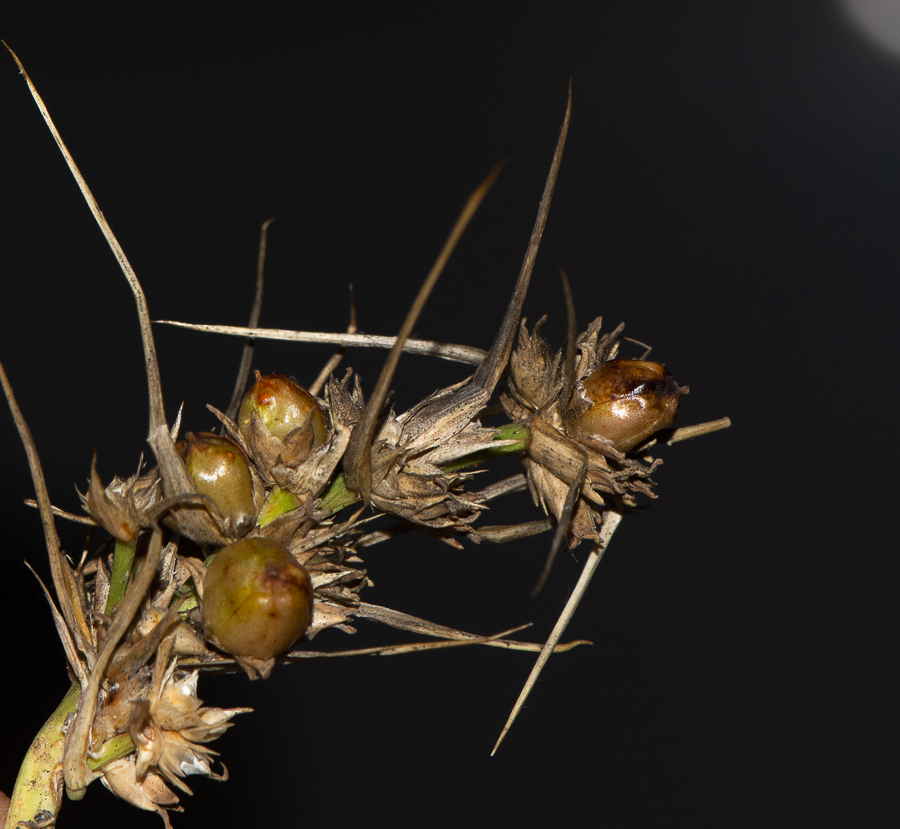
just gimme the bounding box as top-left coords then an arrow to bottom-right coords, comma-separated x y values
238,373 -> 328,461
176,432 -> 257,535
202,538 -> 314,659
565,360 -> 682,452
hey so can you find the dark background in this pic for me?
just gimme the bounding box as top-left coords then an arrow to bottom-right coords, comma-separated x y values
2,3 -> 897,826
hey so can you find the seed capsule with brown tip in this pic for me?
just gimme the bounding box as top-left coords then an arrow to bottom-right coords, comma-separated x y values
565,360 -> 683,452
238,374 -> 328,468
176,432 -> 257,536
202,538 -> 314,659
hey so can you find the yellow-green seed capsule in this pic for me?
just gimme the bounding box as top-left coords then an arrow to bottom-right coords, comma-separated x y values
202,538 -> 313,659
565,360 -> 682,452
238,374 -> 328,466
177,432 -> 257,536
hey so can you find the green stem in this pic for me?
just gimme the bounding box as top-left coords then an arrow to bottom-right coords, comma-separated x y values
5,682 -> 80,829
86,734 -> 136,772
441,422 -> 530,472
319,473 -> 357,514
105,539 -> 136,615
256,486 -> 301,528
7,541 -> 144,827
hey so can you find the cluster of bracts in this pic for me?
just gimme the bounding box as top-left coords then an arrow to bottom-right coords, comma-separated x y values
3,56 -> 724,829
22,314 -> 684,827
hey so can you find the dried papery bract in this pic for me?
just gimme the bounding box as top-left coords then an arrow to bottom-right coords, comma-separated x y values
62,522 -> 172,798
82,454 -> 159,544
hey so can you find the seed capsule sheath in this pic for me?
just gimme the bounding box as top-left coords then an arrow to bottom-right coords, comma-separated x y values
565,360 -> 682,452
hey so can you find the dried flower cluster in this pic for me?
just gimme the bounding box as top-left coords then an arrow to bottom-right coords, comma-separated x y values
3,50 -> 729,829
503,316 -> 687,547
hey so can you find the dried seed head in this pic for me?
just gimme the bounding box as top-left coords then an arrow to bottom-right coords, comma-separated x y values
82,459 -> 160,544
100,756 -> 180,826
565,360 -> 683,452
95,661 -> 247,824
202,538 -> 314,659
502,322 -> 675,547
176,432 -> 257,537
238,373 -> 328,467
508,317 -> 563,413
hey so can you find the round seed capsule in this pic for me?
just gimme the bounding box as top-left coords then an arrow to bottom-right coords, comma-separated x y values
565,360 -> 682,452
238,374 -> 328,449
202,538 -> 314,659
177,432 -> 257,535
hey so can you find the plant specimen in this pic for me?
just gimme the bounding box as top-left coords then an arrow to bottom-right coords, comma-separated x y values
2,47 -> 729,828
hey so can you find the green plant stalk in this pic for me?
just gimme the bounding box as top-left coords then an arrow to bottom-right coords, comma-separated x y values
441,422 -> 530,472
257,486 -> 301,528
105,539 -> 137,615
7,540 -> 141,827
319,473 -> 356,514
86,734 -> 136,772
6,539 -> 144,829
5,681 -> 80,829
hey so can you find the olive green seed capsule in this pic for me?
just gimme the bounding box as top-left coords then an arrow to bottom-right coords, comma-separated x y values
176,431 -> 257,535
239,373 -> 328,444
238,373 -> 328,469
202,538 -> 313,659
565,360 -> 683,452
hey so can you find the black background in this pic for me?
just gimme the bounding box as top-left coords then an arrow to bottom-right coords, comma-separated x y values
2,4 -> 897,827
